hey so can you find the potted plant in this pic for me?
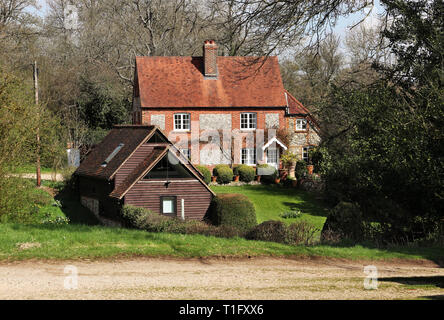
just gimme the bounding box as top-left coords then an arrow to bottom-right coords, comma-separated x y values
280,150 -> 298,179
232,165 -> 240,182
307,164 -> 314,175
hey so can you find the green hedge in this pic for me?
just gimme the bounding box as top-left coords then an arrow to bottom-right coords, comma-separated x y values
195,165 -> 211,184
212,164 -> 230,177
208,193 -> 257,234
216,166 -> 234,184
234,164 -> 255,183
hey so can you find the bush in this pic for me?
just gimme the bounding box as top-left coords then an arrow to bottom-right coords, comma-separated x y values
246,220 -> 287,243
247,220 -> 319,245
235,164 -> 255,182
280,208 -> 302,219
321,201 -> 364,243
196,165 -> 211,184
295,160 -> 308,179
216,166 -> 234,184
213,164 -> 230,177
208,194 -> 257,234
121,205 -> 153,229
286,221 -> 319,245
257,164 -> 277,184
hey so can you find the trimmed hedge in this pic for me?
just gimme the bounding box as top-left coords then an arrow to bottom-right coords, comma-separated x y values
196,165 -> 211,184
212,164 -> 230,177
216,166 -> 234,184
208,193 -> 257,234
235,164 -> 255,183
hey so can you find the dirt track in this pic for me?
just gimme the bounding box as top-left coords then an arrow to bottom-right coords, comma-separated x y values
1,257 -> 443,300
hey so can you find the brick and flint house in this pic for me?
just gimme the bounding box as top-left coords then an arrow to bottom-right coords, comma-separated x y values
132,40 -> 321,170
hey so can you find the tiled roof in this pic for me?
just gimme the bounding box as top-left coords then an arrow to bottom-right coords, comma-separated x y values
135,56 -> 287,108
285,90 -> 311,115
74,125 -> 157,180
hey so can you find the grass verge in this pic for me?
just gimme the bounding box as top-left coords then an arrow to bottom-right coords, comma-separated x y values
1,223 -> 443,263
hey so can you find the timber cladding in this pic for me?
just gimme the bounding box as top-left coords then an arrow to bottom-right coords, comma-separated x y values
75,125 -> 214,222
125,180 -> 212,220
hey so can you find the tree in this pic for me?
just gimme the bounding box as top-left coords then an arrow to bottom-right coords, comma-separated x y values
318,0 -> 443,243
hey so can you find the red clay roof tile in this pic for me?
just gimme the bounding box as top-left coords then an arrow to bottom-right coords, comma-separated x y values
136,56 -> 287,108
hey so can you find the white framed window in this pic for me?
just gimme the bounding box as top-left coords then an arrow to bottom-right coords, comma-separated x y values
302,146 -> 313,162
266,149 -> 279,165
180,148 -> 190,160
174,113 -> 191,131
240,113 -> 257,130
161,196 -> 176,215
241,148 -> 256,165
296,119 -> 307,131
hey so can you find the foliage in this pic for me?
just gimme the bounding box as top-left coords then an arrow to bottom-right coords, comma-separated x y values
294,161 -> 308,179
246,220 -> 287,243
196,165 -> 211,184
77,77 -> 130,129
121,205 -> 154,229
0,68 -> 65,221
233,164 -> 255,183
212,164 -> 230,177
247,220 -> 319,245
208,194 -> 257,234
280,150 -> 298,167
280,208 -> 302,219
216,166 -> 234,184
321,202 -> 364,243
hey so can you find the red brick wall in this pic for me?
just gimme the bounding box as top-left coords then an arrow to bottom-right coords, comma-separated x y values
140,108 -> 286,134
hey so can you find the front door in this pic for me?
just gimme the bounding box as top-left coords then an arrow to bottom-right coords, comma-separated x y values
266,149 -> 279,169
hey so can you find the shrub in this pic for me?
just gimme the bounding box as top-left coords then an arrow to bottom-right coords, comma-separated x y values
257,164 -> 277,184
247,220 -> 319,245
216,166 -> 234,184
280,208 -> 302,219
246,220 -> 287,243
321,201 -> 364,243
295,160 -> 308,179
285,221 -> 319,245
208,194 -> 257,234
235,164 -> 255,182
212,164 -> 230,177
196,165 -> 211,184
121,205 -> 153,229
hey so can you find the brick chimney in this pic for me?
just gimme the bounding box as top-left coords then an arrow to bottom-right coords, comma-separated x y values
203,40 -> 218,78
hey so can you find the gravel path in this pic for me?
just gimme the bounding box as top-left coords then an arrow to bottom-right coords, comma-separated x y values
1,257 -> 443,300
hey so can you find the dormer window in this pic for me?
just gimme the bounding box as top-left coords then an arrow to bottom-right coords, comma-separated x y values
241,113 -> 256,130
174,113 -> 191,131
296,119 -> 307,131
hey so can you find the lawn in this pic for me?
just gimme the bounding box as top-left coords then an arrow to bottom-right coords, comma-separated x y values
1,179 -> 442,264
210,184 -> 329,231
2,223 -> 444,263
9,164 -> 53,174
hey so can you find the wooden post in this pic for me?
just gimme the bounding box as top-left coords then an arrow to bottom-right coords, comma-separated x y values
34,61 -> 41,187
